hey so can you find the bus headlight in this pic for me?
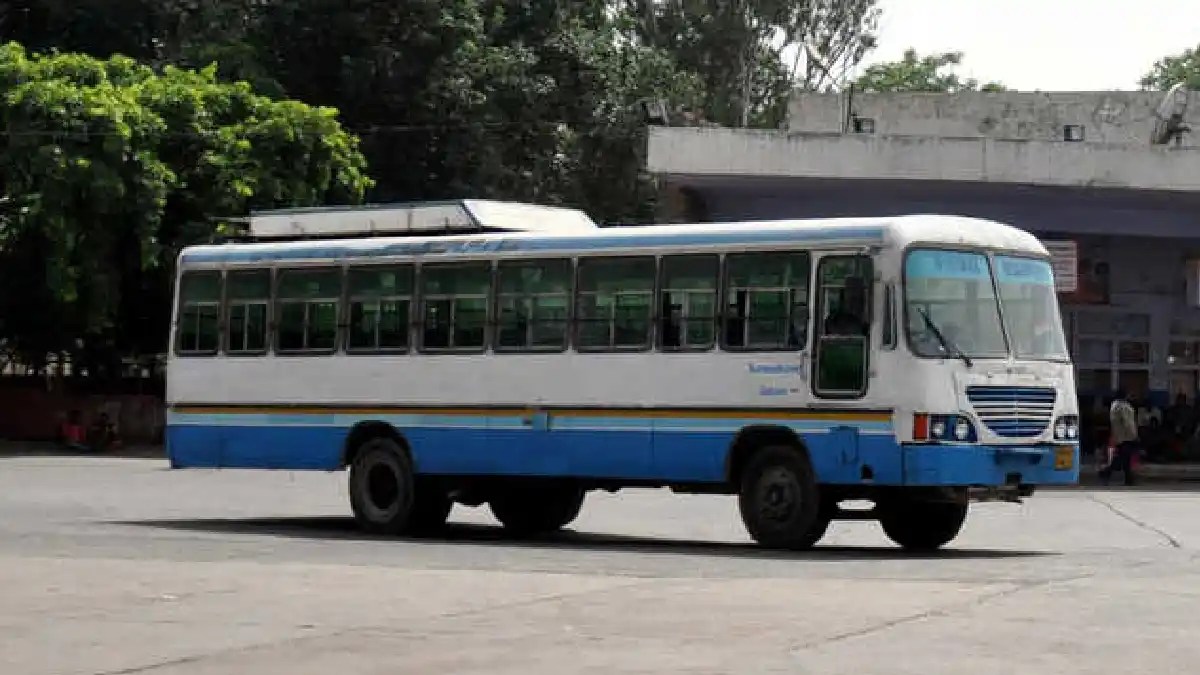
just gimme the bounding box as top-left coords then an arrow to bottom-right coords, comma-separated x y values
931,420 -> 946,438
954,419 -> 971,441
916,413 -> 976,443
1054,415 -> 1080,440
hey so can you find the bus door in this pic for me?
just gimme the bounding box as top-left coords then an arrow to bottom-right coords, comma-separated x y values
811,255 -> 873,474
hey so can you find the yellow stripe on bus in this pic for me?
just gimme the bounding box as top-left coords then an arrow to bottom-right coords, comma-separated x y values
170,404 -> 891,423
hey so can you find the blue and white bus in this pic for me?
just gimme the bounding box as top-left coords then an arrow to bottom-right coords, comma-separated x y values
166,200 -> 1079,551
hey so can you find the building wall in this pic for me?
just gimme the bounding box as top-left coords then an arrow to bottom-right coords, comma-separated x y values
0,380 -> 165,443
646,127 -> 1200,193
788,91 -> 1200,147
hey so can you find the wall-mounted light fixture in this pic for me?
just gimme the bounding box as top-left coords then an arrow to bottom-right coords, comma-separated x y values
852,116 -> 876,134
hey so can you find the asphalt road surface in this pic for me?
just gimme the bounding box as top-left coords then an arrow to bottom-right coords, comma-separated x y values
1,456 -> 1197,674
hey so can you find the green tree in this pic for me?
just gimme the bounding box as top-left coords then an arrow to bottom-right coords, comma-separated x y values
619,0 -> 881,127
0,1 -> 727,222
1140,44 -> 1200,90
854,48 -> 1007,93
0,42 -> 370,375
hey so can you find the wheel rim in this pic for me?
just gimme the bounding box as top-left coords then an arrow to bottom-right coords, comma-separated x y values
367,463 -> 400,511
756,466 -> 800,523
356,453 -> 402,521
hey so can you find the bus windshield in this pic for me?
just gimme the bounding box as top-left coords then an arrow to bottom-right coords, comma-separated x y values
905,248 -> 1069,362
994,255 -> 1070,361
904,249 -> 1007,359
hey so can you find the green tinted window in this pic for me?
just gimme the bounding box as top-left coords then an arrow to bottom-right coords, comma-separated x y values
420,263 -> 491,350
576,257 -> 655,350
276,268 -> 342,353
176,271 -> 221,354
814,255 -> 872,397
348,267 -> 413,352
227,270 -> 270,300
660,255 -> 718,350
497,260 -> 571,350
278,269 -> 341,299
226,270 -> 270,353
724,252 -> 810,350
348,267 -> 414,297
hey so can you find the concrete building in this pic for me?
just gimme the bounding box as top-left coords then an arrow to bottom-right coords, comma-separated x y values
647,90 -> 1200,428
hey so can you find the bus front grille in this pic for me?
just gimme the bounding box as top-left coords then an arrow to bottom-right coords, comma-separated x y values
965,386 -> 1057,438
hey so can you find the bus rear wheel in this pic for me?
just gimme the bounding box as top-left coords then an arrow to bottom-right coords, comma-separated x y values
878,496 -> 968,551
489,483 -> 585,536
737,446 -> 825,550
348,437 -> 451,535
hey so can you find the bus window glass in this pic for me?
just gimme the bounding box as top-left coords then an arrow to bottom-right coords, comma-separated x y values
995,255 -> 1069,361
226,270 -> 270,353
276,269 -> 341,352
176,271 -> 221,354
904,249 -> 1006,358
421,263 -> 491,350
724,252 -> 809,350
660,255 -> 718,350
348,266 -> 413,351
814,255 -> 872,395
576,257 -> 655,350
497,260 -> 570,350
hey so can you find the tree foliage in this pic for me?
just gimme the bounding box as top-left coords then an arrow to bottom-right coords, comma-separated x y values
0,1 -> 884,372
1140,44 -> 1200,90
854,48 -> 1006,93
0,42 -> 370,373
619,0 -> 881,127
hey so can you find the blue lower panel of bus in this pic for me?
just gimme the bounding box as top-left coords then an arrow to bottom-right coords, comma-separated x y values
902,443 -> 1079,486
165,409 -> 1077,487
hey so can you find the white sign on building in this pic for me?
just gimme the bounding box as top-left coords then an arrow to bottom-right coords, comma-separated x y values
1041,240 -> 1078,293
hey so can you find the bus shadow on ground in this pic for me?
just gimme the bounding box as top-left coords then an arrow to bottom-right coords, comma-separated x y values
118,516 -> 1053,561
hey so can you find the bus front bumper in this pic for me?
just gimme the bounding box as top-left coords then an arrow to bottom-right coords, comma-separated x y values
902,443 -> 1080,487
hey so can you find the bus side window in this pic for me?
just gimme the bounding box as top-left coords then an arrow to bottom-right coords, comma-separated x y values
659,255 -> 718,351
722,252 -> 810,350
420,263 -> 491,351
176,271 -> 221,355
576,257 -> 655,351
276,268 -> 342,353
226,270 -> 270,354
814,255 -> 872,397
347,266 -> 413,353
496,259 -> 571,351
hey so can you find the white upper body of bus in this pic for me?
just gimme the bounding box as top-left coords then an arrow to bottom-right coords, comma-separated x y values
168,209 -> 1077,447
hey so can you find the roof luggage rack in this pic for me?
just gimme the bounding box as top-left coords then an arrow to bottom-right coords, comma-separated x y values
221,200 -> 597,243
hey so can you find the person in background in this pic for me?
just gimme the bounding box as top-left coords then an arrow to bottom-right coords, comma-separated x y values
58,410 -> 87,452
1100,390 -> 1139,486
1166,393 -> 1194,459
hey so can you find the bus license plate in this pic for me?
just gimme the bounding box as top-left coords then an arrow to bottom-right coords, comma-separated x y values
1054,446 -> 1074,470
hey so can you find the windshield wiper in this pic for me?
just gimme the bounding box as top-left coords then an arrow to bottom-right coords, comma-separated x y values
918,307 -> 973,367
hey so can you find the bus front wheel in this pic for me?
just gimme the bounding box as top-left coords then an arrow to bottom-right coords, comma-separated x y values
348,437 -> 451,535
489,483 -> 585,536
738,446 -> 825,550
877,496 -> 968,551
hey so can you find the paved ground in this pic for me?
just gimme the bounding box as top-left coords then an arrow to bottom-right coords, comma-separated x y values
1,457 -> 1197,674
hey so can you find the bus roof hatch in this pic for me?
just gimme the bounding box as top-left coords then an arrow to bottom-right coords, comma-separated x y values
246,200 -> 597,240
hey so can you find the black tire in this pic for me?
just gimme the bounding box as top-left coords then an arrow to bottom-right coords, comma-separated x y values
489,484 -> 586,536
348,437 -> 417,535
737,445 -> 824,550
878,497 -> 968,551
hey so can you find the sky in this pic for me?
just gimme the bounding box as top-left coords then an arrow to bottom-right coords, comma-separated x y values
856,0 -> 1200,91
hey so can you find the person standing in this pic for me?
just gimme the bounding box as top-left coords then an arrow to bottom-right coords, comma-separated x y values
1100,390 -> 1139,486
